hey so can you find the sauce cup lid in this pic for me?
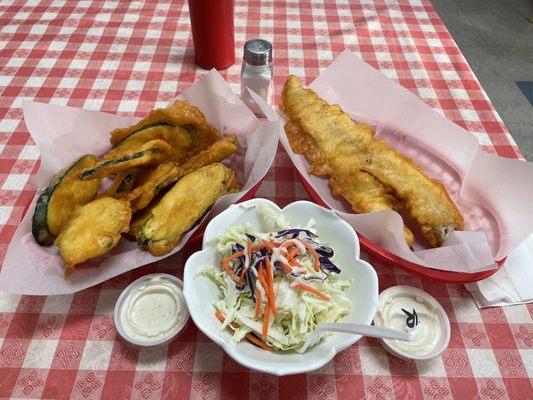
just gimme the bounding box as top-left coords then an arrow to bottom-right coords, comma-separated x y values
114,273 -> 189,347
373,285 -> 450,361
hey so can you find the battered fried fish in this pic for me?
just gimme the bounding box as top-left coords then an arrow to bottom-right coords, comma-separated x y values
285,111 -> 415,247
125,134 -> 239,212
137,163 -> 237,256
54,196 -> 132,275
281,75 -> 464,247
109,100 -> 219,162
80,139 -> 174,181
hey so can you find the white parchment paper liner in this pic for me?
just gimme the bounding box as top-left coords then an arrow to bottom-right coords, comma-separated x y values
0,70 -> 280,295
279,50 -> 533,274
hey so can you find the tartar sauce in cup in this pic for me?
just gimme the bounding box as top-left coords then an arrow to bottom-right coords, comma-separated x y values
114,273 -> 189,346
374,285 -> 450,360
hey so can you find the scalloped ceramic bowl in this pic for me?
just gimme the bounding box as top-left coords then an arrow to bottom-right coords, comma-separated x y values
183,198 -> 378,375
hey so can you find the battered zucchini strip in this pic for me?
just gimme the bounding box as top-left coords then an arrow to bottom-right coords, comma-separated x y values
137,163 -> 237,256
32,155 -> 101,245
109,100 -> 220,162
104,170 -> 139,198
79,139 -> 174,181
55,196 -> 132,275
125,134 -> 239,212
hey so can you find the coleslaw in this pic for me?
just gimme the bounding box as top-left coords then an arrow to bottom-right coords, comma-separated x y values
200,205 -> 352,352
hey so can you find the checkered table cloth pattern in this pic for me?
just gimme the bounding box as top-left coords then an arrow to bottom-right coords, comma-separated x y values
0,0 -> 531,398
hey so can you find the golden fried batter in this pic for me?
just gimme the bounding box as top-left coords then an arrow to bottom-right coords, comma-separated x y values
104,169 -> 138,198
126,162 -> 181,212
126,134 -> 239,213
80,139 -> 173,181
47,155 -> 101,238
138,163 -> 237,256
109,100 -> 219,162
285,114 -> 415,247
55,196 -> 132,275
281,75 -> 463,247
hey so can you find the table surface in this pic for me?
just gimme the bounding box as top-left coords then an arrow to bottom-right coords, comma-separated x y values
0,0 -> 532,399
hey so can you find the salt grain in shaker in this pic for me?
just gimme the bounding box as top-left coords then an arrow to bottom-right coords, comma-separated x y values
241,39 -> 273,116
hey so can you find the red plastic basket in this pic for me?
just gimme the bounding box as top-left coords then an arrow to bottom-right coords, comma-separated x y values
296,171 -> 504,283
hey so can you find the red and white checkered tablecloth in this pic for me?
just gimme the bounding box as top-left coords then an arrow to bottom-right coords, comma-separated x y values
0,0 -> 531,398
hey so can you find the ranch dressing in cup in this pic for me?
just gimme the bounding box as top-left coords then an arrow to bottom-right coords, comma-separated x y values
374,286 -> 450,360
114,274 -> 189,346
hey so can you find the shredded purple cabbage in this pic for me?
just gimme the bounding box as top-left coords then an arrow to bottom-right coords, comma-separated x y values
276,229 -> 317,239
222,230 -> 340,305
319,257 -> 341,274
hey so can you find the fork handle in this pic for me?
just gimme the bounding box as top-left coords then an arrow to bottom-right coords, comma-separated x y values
318,323 -> 413,341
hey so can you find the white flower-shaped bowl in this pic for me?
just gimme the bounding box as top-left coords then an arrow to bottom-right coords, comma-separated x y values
183,198 -> 378,375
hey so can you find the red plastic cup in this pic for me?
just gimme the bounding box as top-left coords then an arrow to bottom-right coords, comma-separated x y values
188,0 -> 235,70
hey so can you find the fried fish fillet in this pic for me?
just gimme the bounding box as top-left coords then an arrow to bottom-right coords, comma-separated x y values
125,134 -> 239,212
281,75 -> 464,247
109,100 -> 220,162
80,139 -> 174,181
284,106 -> 415,247
137,163 -> 237,256
55,196 -> 132,275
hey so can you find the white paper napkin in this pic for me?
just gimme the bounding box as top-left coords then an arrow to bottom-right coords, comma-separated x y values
465,234 -> 533,307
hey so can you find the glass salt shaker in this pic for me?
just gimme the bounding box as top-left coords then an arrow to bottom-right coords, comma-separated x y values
240,39 -> 273,116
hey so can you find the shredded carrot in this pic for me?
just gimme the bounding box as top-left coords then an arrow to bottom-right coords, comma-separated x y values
288,248 -> 301,259
220,243 -> 266,267
302,242 -> 320,272
244,331 -> 274,351
262,299 -> 270,339
254,289 -> 262,319
238,266 -> 248,283
214,311 -> 273,351
257,269 -> 275,316
294,282 -> 330,301
221,250 -> 245,265
246,239 -> 252,259
260,239 -> 274,251
221,261 -> 241,282
275,261 -> 293,273
265,259 -> 277,316
286,254 -> 301,267
265,258 -> 273,285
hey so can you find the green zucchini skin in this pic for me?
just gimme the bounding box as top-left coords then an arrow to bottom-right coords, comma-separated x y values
80,148 -> 163,180
32,155 -> 96,246
116,173 -> 136,193
113,122 -> 174,147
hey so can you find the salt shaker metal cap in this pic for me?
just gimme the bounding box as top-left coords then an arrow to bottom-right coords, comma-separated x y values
243,39 -> 272,66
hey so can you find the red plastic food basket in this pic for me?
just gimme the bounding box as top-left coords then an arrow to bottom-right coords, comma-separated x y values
296,171 -> 504,284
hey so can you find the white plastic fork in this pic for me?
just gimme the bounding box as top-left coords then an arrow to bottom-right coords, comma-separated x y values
300,323 -> 414,353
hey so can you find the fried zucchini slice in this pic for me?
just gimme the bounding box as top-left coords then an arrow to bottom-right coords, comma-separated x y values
125,162 -> 181,212
180,134 -> 238,171
54,196 -> 131,275
104,170 -> 139,198
80,139 -> 173,181
126,134 -> 239,212
138,163 -> 237,256
129,196 -> 161,239
32,155 -> 101,245
109,100 -> 220,162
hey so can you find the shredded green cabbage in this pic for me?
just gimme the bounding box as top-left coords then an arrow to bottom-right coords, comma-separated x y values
200,206 -> 352,352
